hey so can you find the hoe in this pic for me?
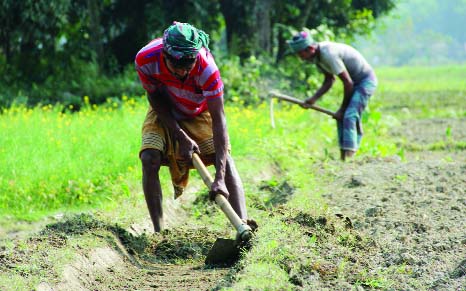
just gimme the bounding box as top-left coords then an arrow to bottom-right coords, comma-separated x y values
269,90 -> 336,118
192,153 -> 254,266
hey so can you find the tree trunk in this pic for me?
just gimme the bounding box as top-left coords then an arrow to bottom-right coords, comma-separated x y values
255,0 -> 274,55
87,0 -> 103,72
299,1 -> 314,28
0,30 -> 10,64
275,26 -> 286,64
220,0 -> 257,60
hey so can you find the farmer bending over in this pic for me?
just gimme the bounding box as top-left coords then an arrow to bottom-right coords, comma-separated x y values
287,31 -> 378,160
135,22 -> 248,232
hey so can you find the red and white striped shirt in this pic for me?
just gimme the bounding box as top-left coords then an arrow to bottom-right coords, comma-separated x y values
135,38 -> 224,119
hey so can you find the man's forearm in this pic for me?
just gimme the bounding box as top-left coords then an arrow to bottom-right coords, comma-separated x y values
313,86 -> 329,101
311,74 -> 334,101
207,98 -> 228,181
341,83 -> 354,110
148,91 -> 185,139
212,119 -> 228,181
337,71 -> 354,110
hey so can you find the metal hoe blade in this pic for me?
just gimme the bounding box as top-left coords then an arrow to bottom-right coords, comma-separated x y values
205,238 -> 241,266
192,153 -> 254,266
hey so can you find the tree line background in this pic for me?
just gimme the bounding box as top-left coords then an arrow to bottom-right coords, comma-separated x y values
0,0 -> 400,108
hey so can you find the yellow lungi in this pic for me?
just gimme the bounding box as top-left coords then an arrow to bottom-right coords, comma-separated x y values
140,107 -> 224,198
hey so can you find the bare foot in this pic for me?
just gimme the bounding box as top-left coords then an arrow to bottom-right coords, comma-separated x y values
341,149 -> 356,161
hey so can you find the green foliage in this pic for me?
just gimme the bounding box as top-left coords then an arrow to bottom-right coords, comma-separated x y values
219,56 -> 264,105
352,0 -> 396,17
0,0 -> 77,105
0,61 -> 143,108
0,0 -> 396,106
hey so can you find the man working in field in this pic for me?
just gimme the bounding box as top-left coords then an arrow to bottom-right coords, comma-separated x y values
135,22 -> 248,232
287,31 -> 377,160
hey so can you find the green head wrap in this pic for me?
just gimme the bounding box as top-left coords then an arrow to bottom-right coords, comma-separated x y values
163,21 -> 210,59
287,31 -> 315,53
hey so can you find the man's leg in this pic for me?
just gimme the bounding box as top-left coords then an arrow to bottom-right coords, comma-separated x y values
340,107 -> 359,156
339,88 -> 369,160
340,149 -> 356,161
337,121 -> 345,160
140,149 -> 164,232
344,149 -> 356,160
224,155 -> 247,220
341,78 -> 376,160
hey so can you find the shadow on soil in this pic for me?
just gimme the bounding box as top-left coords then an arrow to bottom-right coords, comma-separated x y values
42,213 -> 228,265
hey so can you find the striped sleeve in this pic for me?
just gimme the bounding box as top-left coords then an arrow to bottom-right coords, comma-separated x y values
134,39 -> 163,94
198,50 -> 224,99
135,68 -> 159,93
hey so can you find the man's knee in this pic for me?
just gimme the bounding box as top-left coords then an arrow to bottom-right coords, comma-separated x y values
140,149 -> 162,172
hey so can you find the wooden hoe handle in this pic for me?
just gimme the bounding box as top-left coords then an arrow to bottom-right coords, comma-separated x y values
269,90 -> 336,117
192,153 -> 252,240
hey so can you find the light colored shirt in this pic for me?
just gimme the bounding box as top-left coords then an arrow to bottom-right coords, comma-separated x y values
135,38 -> 224,119
315,41 -> 373,84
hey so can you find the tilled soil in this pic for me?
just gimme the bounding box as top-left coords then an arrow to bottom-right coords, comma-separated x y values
1,184 -> 234,291
35,246 -> 230,291
319,118 -> 465,291
1,219 -> 233,291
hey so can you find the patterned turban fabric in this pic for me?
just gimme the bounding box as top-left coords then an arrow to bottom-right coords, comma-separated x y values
163,21 -> 210,59
287,31 -> 315,53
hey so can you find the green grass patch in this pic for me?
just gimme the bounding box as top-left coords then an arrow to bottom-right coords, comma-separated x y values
376,65 -> 466,93
0,97 -> 148,218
